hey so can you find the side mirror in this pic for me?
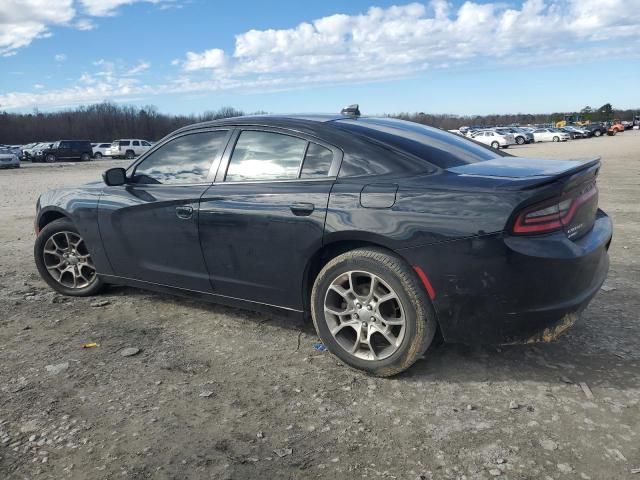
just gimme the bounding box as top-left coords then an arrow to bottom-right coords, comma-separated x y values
103,167 -> 127,186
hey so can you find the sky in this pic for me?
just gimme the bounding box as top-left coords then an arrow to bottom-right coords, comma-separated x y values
1,0 -> 639,116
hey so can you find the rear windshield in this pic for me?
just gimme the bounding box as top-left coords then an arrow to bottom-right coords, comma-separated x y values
333,118 -> 507,168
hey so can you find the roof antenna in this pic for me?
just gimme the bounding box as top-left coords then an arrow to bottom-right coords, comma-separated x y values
340,104 -> 360,117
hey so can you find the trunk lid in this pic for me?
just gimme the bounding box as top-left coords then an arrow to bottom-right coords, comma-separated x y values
447,156 -> 599,179
449,157 -> 601,241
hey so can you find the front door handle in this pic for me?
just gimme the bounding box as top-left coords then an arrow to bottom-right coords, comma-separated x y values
290,202 -> 314,216
176,205 -> 194,219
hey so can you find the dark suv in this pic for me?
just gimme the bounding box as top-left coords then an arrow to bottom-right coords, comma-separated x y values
37,140 -> 93,163
583,123 -> 607,137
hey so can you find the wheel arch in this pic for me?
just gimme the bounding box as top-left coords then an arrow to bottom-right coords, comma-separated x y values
301,237 -> 421,315
37,208 -> 69,233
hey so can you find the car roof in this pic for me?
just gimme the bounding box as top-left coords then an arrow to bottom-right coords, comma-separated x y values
173,114 -> 359,136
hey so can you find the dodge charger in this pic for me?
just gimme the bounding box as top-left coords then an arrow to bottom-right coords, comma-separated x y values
33,113 -> 612,376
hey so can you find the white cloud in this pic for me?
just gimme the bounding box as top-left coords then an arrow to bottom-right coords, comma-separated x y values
180,0 -> 640,82
0,0 -> 176,55
75,18 -> 96,31
0,0 -> 75,56
126,61 -> 151,75
54,53 -> 67,62
2,0 -> 640,109
79,0 -> 174,16
181,49 -> 226,71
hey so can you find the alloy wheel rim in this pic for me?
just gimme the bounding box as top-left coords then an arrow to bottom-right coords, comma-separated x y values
324,270 -> 406,361
43,231 -> 96,289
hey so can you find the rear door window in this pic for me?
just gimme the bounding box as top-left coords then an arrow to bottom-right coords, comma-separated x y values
300,143 -> 333,178
120,141 -> 130,146
133,141 -> 140,146
225,131 -> 307,182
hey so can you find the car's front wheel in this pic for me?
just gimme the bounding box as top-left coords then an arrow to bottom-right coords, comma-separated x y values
34,218 -> 104,296
553,136 -> 559,142
490,141 -> 500,149
45,154 -> 56,163
516,136 -> 525,145
311,248 -> 437,377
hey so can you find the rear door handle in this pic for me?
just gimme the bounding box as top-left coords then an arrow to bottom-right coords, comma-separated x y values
176,205 -> 194,219
290,202 -> 315,216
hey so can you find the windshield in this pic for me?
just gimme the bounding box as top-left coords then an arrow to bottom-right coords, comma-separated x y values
334,118 -> 507,168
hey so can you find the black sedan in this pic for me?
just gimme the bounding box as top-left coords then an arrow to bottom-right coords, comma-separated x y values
34,114 -> 612,376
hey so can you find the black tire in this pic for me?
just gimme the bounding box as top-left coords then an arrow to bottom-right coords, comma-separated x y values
45,154 -> 56,163
516,136 -> 525,145
490,141 -> 500,149
80,153 -> 91,161
594,130 -> 602,137
34,218 -> 104,297
311,248 -> 438,377
608,130 -> 616,136
553,136 -> 559,142
94,152 -> 103,159
125,150 -> 135,160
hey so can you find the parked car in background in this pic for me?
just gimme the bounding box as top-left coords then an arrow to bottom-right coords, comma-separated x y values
471,130 -> 515,149
584,123 -> 607,137
92,143 -> 113,159
6,145 -> 24,159
109,139 -> 152,159
21,143 -> 40,160
36,140 -> 93,163
0,146 -> 21,168
495,127 -> 532,145
560,126 -> 587,139
532,128 -> 570,142
31,143 -> 55,161
33,114 -> 612,376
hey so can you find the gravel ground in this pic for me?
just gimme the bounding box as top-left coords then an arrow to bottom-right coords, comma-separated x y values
1,133 -> 639,480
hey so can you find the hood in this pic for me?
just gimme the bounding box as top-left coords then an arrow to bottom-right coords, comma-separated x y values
447,157 -> 600,179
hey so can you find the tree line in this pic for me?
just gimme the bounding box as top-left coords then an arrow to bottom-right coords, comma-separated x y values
391,104 -> 638,131
0,103 -> 247,144
0,102 -> 637,144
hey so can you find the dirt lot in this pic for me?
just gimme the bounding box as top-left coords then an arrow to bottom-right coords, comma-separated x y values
1,132 -> 639,480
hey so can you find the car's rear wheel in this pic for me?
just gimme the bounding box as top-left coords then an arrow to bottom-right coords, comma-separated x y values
125,150 -> 135,160
553,136 -> 559,142
34,218 -> 104,296
311,248 -> 437,377
490,141 -> 500,149
594,130 -> 602,137
45,154 -> 56,163
94,152 -> 103,159
80,153 -> 91,161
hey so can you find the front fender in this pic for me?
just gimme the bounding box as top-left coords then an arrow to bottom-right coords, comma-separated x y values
36,187 -> 112,275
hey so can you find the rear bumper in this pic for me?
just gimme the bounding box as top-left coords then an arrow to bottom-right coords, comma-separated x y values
398,210 -> 612,344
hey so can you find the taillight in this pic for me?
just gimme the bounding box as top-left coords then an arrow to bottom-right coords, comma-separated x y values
512,184 -> 597,234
